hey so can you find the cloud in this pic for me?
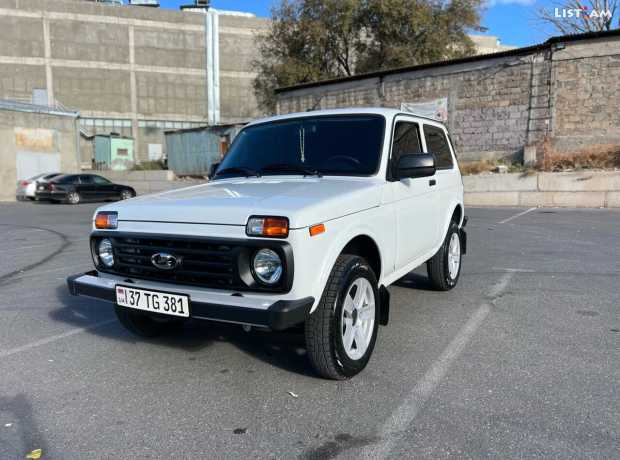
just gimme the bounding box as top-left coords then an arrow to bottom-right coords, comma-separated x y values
485,0 -> 537,6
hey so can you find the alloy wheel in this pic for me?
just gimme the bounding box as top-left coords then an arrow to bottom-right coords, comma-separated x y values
340,277 -> 376,360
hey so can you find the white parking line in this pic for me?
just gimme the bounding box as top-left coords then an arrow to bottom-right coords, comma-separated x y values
360,271 -> 514,459
0,319 -> 116,359
498,207 -> 537,224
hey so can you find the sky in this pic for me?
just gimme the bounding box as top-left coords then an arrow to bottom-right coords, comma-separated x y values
159,0 -> 558,48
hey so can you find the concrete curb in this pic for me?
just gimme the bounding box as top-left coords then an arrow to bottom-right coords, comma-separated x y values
464,171 -> 620,208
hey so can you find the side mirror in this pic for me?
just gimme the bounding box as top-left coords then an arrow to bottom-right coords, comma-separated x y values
208,162 -> 221,179
395,153 -> 436,179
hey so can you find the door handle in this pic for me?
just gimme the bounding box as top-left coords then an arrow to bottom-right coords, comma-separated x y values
429,179 -> 436,186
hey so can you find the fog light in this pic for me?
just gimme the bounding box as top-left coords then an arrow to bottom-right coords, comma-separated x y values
252,248 -> 282,285
98,238 -> 114,267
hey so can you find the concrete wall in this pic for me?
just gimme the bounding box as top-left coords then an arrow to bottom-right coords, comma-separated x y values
463,171 -> 620,208
276,34 -> 620,164
97,169 -> 205,196
0,107 -> 80,201
0,0 -> 269,162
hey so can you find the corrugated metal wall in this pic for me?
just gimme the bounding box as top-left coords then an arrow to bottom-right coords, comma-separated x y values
165,125 -> 243,175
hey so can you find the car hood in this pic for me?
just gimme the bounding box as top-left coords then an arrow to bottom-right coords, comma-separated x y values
104,176 -> 384,229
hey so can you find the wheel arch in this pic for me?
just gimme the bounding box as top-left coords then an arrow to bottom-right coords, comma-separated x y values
309,227 -> 385,315
451,204 -> 463,226
340,234 -> 382,282
439,201 -> 464,242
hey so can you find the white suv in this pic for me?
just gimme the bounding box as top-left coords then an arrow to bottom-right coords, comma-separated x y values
68,108 -> 467,379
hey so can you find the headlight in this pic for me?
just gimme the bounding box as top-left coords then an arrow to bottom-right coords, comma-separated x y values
98,238 -> 114,267
252,248 -> 282,285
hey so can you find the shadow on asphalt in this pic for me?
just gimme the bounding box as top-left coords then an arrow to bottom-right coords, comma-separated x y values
393,270 -> 435,290
0,394 -> 48,459
51,285 -> 317,378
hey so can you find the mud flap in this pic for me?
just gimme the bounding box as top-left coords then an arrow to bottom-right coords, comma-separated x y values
379,285 -> 390,326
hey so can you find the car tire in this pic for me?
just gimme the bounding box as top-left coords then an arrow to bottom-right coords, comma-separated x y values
304,254 -> 379,380
120,190 -> 133,200
67,191 -> 81,205
427,221 -> 462,291
114,305 -> 173,338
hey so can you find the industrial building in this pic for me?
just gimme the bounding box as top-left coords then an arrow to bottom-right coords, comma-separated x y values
0,0 -> 268,165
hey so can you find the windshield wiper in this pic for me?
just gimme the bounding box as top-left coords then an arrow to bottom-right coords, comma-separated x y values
214,166 -> 261,178
261,163 -> 322,177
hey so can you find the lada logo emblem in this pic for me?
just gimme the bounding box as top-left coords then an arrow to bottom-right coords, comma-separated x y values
151,252 -> 181,270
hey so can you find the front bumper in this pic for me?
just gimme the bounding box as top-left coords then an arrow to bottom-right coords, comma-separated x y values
67,270 -> 314,331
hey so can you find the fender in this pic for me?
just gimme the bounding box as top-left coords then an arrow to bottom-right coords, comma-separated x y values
439,200 -> 464,238
309,219 -> 386,315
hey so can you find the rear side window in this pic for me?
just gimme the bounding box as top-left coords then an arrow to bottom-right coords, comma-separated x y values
423,125 -> 453,169
79,175 -> 94,184
92,175 -> 111,184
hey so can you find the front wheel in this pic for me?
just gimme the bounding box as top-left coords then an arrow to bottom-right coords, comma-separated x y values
427,221 -> 462,291
120,189 -> 133,200
305,255 -> 379,380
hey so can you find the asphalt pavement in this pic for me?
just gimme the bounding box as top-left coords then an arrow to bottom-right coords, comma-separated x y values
0,201 -> 618,459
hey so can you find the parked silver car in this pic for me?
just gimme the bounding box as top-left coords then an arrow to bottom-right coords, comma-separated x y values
16,172 -> 61,201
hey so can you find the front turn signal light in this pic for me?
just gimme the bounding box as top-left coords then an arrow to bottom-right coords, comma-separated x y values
309,223 -> 325,237
95,211 -> 118,229
246,216 -> 289,238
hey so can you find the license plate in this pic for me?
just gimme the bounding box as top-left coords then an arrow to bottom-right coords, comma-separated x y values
116,285 -> 189,317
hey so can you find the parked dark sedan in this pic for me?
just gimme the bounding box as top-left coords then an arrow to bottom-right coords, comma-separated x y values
36,174 -> 136,204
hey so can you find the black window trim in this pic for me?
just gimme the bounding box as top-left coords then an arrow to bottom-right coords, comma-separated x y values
422,123 -> 455,171
386,114 -> 427,182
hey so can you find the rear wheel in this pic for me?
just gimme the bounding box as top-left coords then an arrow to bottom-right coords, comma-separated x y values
427,221 -> 462,291
305,255 -> 379,380
67,191 -> 81,205
114,305 -> 177,338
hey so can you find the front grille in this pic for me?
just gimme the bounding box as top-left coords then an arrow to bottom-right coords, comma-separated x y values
110,235 -> 236,288
94,233 -> 292,293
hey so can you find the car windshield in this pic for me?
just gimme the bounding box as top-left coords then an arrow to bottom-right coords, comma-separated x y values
214,115 -> 385,179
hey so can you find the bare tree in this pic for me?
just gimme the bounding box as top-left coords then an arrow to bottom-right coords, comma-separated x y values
537,0 -> 618,34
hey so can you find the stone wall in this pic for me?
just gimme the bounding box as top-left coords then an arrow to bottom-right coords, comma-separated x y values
276,32 -> 620,164
551,37 -> 620,152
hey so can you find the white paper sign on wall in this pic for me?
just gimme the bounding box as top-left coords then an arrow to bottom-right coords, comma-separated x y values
401,98 -> 448,122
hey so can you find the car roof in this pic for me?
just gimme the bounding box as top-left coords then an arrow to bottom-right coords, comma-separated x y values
245,107 -> 447,128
